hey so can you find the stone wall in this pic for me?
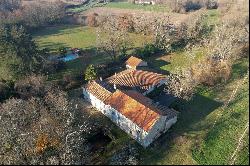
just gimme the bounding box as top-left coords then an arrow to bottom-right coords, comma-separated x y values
82,87 -> 177,148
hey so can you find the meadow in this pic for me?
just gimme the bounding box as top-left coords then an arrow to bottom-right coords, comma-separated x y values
33,25 -> 152,79
33,25 -> 152,52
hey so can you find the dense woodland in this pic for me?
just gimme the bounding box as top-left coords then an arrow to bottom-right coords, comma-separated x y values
0,0 -> 249,165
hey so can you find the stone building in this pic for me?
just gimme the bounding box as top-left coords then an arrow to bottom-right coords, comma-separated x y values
82,60 -> 178,147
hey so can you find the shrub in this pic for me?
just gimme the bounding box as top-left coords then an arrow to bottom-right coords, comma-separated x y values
184,0 -> 203,12
61,74 -> 83,90
84,64 -> 97,81
135,44 -> 161,58
205,0 -> 218,9
96,61 -> 125,79
58,46 -> 67,56
43,61 -> 66,74
117,13 -> 134,32
86,13 -> 98,27
0,82 -> 11,101
190,57 -> 232,86
14,75 -> 48,99
168,0 -> 217,13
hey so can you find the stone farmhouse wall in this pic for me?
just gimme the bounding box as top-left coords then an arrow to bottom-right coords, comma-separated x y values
82,87 -> 177,147
83,87 -> 148,146
143,116 -> 177,147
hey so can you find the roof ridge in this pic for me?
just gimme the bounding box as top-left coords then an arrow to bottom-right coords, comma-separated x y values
122,90 -> 178,116
94,80 -> 112,94
119,90 -> 161,115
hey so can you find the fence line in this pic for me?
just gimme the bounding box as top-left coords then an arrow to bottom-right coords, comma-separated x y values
212,71 -> 249,129
229,121 -> 249,165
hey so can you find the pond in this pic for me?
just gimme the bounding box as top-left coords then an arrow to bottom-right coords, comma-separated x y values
59,53 -> 79,62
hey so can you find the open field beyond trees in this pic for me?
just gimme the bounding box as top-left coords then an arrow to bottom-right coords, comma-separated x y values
33,25 -> 153,52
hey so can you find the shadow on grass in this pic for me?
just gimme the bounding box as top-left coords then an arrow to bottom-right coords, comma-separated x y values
148,59 -> 171,75
138,93 -> 222,164
33,25 -> 82,38
38,41 -> 71,52
231,58 -> 249,79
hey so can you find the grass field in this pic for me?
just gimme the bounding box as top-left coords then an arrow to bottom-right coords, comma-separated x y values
103,2 -> 169,12
141,46 -> 249,164
113,57 -> 248,165
33,25 -> 152,79
33,25 -> 152,52
146,47 -> 207,73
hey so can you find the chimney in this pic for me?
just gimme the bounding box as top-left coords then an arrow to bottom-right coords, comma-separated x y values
100,77 -> 103,81
114,84 -> 117,90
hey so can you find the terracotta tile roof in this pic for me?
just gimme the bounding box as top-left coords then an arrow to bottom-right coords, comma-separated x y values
104,90 -> 160,132
124,90 -> 178,117
105,69 -> 167,93
84,80 -> 112,101
124,90 -> 153,106
125,56 -> 144,67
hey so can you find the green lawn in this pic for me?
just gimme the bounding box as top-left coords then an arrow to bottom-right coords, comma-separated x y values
33,25 -> 152,53
103,2 -> 169,12
33,25 -> 97,52
146,47 -> 207,73
33,25 -> 152,80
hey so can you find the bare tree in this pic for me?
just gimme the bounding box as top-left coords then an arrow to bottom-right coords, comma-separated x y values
0,75 -> 94,165
207,16 -> 249,62
96,15 -> 132,61
165,69 -> 197,100
22,1 -> 65,28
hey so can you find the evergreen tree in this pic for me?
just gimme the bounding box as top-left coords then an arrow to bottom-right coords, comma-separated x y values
84,64 -> 97,81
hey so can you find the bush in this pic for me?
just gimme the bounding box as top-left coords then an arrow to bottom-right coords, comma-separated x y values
117,13 -> 134,32
14,75 -> 47,99
184,0 -> 203,12
43,61 -> 66,74
86,13 -> 98,27
168,0 -> 217,13
134,44 -> 161,58
96,61 -> 125,79
84,64 -> 97,81
0,82 -> 11,101
205,0 -> 218,9
58,46 -> 67,56
190,57 -> 232,86
61,74 -> 84,90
